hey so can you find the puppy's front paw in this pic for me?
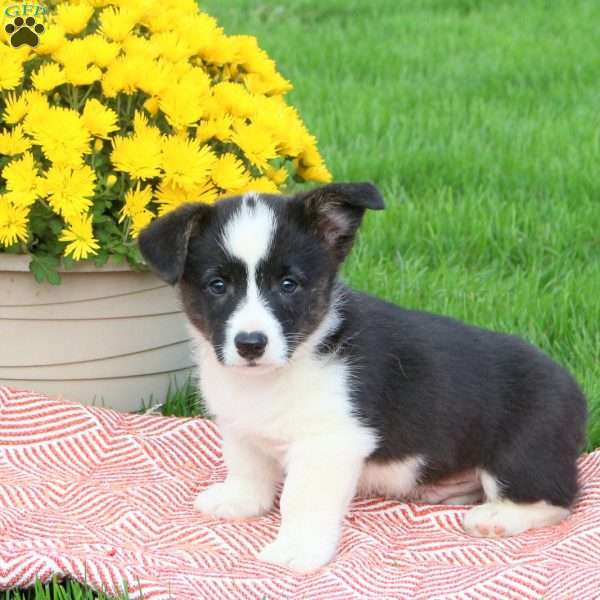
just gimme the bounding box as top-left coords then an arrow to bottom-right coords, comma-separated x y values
257,533 -> 338,573
194,481 -> 273,520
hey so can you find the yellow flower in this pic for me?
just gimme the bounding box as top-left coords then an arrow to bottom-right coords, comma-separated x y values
35,25 -> 66,56
155,180 -> 218,215
174,12 -> 220,54
232,122 -> 278,169
101,55 -> 145,97
199,31 -> 237,65
161,135 -> 217,191
99,6 -> 137,42
0,54 -> 23,90
295,139 -> 332,183
211,153 -> 250,192
30,107 -> 90,167
264,164 -> 288,186
111,126 -> 162,179
122,36 -> 159,61
159,86 -> 204,131
1,152 -> 41,208
119,183 -> 155,237
297,162 -> 332,183
135,58 -> 171,97
246,177 -> 279,194
31,63 -> 66,92
253,97 -> 307,157
143,96 -> 160,116
43,164 -> 96,221
0,196 -> 29,247
85,35 -> 120,68
2,92 -> 28,124
0,125 -> 32,156
59,213 -> 100,260
212,82 -> 255,118
196,116 -> 233,143
82,99 -> 119,139
151,31 -> 194,62
55,3 -> 94,35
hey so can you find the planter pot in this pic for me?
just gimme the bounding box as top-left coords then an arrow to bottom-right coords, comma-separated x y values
0,254 -> 194,412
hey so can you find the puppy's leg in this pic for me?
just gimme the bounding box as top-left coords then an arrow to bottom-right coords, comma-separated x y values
464,450 -> 577,537
194,428 -> 280,519
258,437 -> 367,573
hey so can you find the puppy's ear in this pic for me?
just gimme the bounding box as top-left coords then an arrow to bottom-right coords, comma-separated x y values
299,182 -> 385,262
138,203 -> 209,285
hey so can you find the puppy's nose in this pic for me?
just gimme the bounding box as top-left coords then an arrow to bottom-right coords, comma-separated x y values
234,331 -> 268,360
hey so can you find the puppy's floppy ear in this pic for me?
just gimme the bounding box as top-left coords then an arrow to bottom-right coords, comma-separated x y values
138,202 -> 209,285
299,182 -> 385,262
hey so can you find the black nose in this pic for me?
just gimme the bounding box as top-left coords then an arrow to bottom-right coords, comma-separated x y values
234,331 -> 268,360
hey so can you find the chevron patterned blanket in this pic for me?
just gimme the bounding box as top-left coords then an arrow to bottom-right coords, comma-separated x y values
0,386 -> 599,600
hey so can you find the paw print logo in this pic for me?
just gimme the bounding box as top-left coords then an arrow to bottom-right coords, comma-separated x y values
5,16 -> 45,48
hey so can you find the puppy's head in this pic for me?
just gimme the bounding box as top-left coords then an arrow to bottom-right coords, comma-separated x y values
138,182 -> 384,370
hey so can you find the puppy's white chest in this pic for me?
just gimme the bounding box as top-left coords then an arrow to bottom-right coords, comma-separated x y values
195,339 -> 371,456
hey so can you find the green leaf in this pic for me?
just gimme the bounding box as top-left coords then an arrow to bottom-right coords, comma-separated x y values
29,254 -> 62,285
48,219 -> 63,235
94,251 -> 109,268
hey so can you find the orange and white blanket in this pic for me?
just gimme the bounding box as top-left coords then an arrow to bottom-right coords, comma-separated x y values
0,386 -> 598,599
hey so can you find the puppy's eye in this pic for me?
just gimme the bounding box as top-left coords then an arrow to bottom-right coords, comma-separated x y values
280,277 -> 298,294
208,278 -> 226,295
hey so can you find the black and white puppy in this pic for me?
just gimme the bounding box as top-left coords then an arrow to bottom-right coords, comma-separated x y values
138,183 -> 587,573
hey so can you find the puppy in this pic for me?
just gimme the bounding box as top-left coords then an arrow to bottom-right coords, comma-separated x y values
138,183 -> 587,573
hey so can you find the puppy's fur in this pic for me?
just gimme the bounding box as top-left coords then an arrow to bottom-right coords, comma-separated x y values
139,183 -> 587,573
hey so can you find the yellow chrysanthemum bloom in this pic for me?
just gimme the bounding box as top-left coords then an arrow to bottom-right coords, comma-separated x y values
101,55 -> 145,97
85,35 -> 120,68
0,54 -> 23,90
55,3 -> 94,35
1,152 -> 41,208
211,153 -> 250,192
155,181 -> 218,215
264,165 -> 289,186
232,122 -> 278,170
119,183 -> 155,236
212,82 -> 255,118
30,107 -> 91,167
111,127 -> 162,179
196,116 -> 233,144
31,63 -> 66,92
2,92 -> 28,124
151,31 -> 194,63
82,99 -> 119,139
161,135 -> 217,192
0,196 -> 29,246
159,84 -> 206,131
34,25 -> 66,56
0,125 -> 31,156
59,213 -> 100,259
43,164 -> 96,221
99,6 -> 136,42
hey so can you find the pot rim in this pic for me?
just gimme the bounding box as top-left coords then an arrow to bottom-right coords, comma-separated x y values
0,253 -> 145,273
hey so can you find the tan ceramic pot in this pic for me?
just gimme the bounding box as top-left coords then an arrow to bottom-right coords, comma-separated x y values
0,254 -> 194,411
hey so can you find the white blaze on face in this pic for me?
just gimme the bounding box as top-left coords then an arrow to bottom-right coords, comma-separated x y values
221,194 -> 287,367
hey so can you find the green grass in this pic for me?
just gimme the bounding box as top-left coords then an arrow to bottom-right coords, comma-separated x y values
7,0 -> 600,597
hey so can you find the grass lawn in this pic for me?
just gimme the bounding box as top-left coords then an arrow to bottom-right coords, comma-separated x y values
8,0 -> 600,597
